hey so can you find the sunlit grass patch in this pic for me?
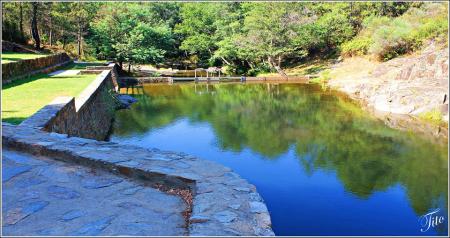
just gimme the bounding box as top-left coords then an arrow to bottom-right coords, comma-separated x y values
2,72 -> 97,124
1,52 -> 50,64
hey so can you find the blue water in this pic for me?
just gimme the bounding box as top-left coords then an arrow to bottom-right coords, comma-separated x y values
111,83 -> 448,235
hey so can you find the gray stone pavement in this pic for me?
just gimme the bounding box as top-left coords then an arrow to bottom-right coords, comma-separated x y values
2,123 -> 274,236
2,149 -> 187,236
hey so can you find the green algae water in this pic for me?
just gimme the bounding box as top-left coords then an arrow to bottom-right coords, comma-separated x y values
111,83 -> 448,236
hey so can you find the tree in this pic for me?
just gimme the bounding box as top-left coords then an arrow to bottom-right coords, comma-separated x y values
90,3 -> 175,70
67,2 -> 98,58
238,3 -> 311,75
31,2 -> 40,50
175,3 -> 226,65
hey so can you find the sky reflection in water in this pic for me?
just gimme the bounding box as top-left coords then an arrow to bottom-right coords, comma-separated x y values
111,83 -> 448,236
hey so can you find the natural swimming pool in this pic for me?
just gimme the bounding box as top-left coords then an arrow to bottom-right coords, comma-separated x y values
110,83 -> 448,236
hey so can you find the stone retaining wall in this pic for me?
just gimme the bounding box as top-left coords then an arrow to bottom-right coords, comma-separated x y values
20,67 -> 120,141
2,52 -> 72,83
2,40 -> 39,53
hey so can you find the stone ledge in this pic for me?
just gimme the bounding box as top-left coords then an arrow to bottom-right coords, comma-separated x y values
20,96 -> 74,130
18,66 -> 118,141
2,124 -> 275,236
74,70 -> 111,110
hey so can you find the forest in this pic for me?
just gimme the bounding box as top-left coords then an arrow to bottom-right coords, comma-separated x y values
2,1 -> 448,75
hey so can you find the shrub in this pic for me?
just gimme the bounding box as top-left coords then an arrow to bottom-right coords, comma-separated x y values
369,18 -> 415,61
341,2 -> 448,61
418,108 -> 444,125
341,37 -> 372,57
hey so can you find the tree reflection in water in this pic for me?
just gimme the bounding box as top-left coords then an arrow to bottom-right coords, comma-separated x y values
112,83 -> 448,224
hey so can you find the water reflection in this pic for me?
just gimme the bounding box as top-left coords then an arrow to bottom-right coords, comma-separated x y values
112,83 -> 448,235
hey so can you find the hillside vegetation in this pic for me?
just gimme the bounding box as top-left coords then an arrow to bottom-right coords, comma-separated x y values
341,3 -> 448,61
2,2 -> 448,75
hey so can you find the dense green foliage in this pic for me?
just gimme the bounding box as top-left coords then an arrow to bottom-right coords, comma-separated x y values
341,3 -> 448,60
89,3 -> 176,70
2,2 -> 448,72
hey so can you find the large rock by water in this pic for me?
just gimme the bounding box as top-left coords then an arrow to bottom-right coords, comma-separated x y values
328,43 -> 449,122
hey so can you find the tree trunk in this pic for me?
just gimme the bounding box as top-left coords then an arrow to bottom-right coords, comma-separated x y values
119,61 -> 123,70
268,56 -> 287,78
77,23 -> 82,58
19,3 -> 24,38
128,63 -> 131,73
49,17 -> 53,46
31,3 -> 40,50
62,29 -> 66,49
220,57 -> 231,66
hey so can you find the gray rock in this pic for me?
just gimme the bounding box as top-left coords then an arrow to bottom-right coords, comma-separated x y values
120,186 -> 143,195
82,177 -> 123,189
146,155 -> 172,162
228,204 -> 241,210
110,222 -> 155,235
3,165 -> 32,182
190,215 -> 210,223
47,185 -> 81,199
249,201 -> 268,213
16,176 -> 47,188
117,94 -> 138,109
19,191 -> 40,201
3,150 -> 47,165
117,202 -> 142,209
4,200 -> 49,225
74,216 -> 115,235
61,210 -> 85,221
233,186 -> 251,192
213,210 -> 237,223
37,227 -> 60,235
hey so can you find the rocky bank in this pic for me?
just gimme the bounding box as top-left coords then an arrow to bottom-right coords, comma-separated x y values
327,44 -> 449,124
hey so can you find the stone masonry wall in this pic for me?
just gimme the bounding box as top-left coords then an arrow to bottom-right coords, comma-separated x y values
47,69 -> 118,140
21,66 -> 120,141
2,40 -> 40,53
2,52 -> 72,83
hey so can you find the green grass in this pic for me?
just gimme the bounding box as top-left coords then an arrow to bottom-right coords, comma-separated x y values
418,108 -> 445,126
2,71 -> 98,124
1,52 -> 50,64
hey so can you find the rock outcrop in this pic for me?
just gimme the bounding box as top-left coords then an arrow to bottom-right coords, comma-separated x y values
328,43 -> 449,122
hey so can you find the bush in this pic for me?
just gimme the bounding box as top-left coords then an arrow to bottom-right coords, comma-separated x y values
369,18 -> 415,61
418,108 -> 444,125
341,37 -> 372,57
341,2 -> 448,61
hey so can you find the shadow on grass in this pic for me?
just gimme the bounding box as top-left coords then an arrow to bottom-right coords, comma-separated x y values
2,117 -> 27,125
1,57 -> 21,62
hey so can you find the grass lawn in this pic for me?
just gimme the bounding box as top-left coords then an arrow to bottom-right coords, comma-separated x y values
2,68 -> 98,124
1,52 -> 50,64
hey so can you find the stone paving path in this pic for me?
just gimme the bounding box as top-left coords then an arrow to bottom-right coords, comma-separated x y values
3,123 -> 274,236
48,69 -> 81,77
2,149 -> 187,236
